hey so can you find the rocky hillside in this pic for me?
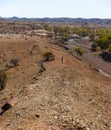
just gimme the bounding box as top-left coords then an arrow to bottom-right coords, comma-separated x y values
0,36 -> 111,130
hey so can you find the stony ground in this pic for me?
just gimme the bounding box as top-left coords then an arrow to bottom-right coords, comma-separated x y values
0,36 -> 111,130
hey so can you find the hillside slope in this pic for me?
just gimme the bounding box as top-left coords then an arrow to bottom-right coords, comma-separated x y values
0,37 -> 111,130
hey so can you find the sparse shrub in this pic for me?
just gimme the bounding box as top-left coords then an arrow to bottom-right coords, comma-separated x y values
108,43 -> 111,53
47,33 -> 53,38
74,47 -> 84,57
5,63 -> 14,69
0,70 -> 8,91
10,58 -> 20,67
91,43 -> 98,51
42,52 -> 55,62
88,61 -> 92,67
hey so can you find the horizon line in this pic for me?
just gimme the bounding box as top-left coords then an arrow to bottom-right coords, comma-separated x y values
0,16 -> 111,19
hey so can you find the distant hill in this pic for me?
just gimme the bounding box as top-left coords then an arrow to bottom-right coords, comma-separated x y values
1,17 -> 111,25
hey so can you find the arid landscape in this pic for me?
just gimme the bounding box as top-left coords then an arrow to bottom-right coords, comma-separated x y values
0,18 -> 111,130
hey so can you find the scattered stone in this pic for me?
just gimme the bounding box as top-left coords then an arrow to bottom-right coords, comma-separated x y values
86,127 -> 90,130
76,126 -> 86,130
6,123 -> 10,126
40,103 -> 45,106
18,128 -> 23,130
1,103 -> 12,111
60,123 -> 67,127
32,77 -> 38,80
37,73 -> 42,76
35,114 -> 40,118
0,103 -> 12,115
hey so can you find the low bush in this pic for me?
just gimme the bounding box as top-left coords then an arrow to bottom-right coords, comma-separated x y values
10,58 -> 20,67
91,43 -> 98,51
74,47 -> 84,57
42,52 -> 55,62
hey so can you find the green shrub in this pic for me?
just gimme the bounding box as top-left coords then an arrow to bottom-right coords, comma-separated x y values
74,47 -> 84,57
42,52 -> 55,62
108,43 -> 111,53
91,43 -> 98,51
0,70 -> 8,91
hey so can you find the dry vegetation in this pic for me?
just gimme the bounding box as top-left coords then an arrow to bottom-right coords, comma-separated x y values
0,21 -> 111,130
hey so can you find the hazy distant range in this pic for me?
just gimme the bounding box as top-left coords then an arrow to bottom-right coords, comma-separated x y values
0,16 -> 111,25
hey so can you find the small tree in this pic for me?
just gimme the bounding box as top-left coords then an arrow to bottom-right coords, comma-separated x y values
74,47 -> 84,57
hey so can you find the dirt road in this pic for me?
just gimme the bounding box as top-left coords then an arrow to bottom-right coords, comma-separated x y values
64,38 -> 111,76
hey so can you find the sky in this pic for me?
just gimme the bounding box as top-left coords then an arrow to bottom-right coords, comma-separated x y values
0,0 -> 111,18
